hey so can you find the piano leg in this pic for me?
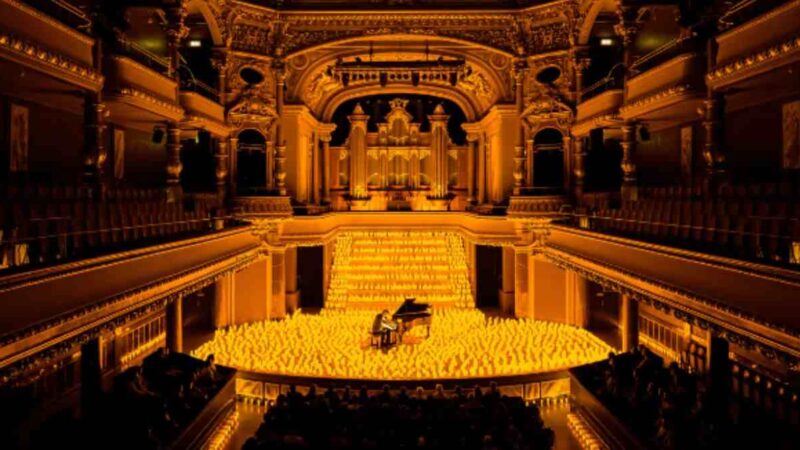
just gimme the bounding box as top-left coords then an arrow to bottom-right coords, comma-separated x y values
426,324 -> 430,338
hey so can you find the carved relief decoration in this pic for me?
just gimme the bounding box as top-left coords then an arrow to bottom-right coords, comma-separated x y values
222,1 -> 577,57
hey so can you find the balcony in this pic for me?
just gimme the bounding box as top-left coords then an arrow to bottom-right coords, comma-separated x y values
545,223 -> 800,358
0,0 -> 101,91
0,227 -> 260,371
621,43 -> 705,124
574,87 -> 623,137
180,79 -> 229,137
708,0 -> 800,89
104,54 -> 183,125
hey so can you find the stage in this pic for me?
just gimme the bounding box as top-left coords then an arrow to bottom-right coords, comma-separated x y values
192,308 -> 612,401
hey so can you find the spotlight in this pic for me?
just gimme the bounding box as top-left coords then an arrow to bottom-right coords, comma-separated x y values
188,39 -> 202,48
639,126 -> 651,141
600,38 -> 615,47
152,127 -> 165,144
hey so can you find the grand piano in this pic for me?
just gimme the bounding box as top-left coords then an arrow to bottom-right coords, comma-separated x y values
392,298 -> 432,340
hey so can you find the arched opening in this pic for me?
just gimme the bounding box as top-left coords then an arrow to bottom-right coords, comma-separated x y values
533,128 -> 565,191
180,130 -> 215,193
236,129 -> 267,195
585,128 -> 623,192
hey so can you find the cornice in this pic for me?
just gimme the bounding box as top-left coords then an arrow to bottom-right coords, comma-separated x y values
3,0 -> 94,45
0,31 -> 103,92
707,35 -> 800,89
571,113 -> 622,137
107,86 -> 185,121
619,84 -> 700,118
0,228 -> 253,293
716,0 -> 800,43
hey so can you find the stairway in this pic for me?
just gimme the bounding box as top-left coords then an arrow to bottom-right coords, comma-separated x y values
326,231 -> 473,310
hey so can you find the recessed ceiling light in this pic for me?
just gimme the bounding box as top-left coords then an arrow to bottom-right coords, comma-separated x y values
188,40 -> 202,48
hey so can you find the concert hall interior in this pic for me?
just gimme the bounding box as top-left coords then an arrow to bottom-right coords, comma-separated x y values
1,0 -> 800,449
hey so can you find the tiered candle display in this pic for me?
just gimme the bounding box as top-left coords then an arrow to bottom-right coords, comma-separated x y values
326,231 -> 473,309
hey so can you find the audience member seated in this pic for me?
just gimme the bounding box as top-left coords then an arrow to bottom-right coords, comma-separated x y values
84,349 -> 233,450
573,345 -> 799,449
243,383 -> 555,450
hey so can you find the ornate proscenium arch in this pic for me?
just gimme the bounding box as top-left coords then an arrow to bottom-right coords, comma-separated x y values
285,34 -> 515,120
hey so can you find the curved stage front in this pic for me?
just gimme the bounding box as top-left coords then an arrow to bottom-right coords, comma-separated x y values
233,369 -> 574,404
193,309 -> 612,403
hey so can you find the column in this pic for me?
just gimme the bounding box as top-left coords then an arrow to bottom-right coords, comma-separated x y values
321,135 -> 332,203
211,47 -> 228,105
213,273 -> 234,329
477,134 -> 487,204
80,337 -> 102,418
619,294 -> 639,352
285,247 -> 299,314
429,104 -> 450,199
274,61 -> 287,195
572,135 -> 587,201
165,123 -> 183,201
348,104 -> 370,199
82,93 -> 107,194
466,134 -> 477,203
311,134 -> 320,204
500,246 -> 516,314
514,249 -> 532,318
702,94 -> 727,192
215,139 -> 229,200
525,137 -> 534,191
562,134 -> 573,192
166,296 -> 183,353
573,51 -> 591,104
267,249 -> 287,319
620,122 -> 638,201
565,270 -> 589,328
229,136 -> 239,197
467,242 -> 477,300
322,242 -> 333,305
513,61 -> 526,195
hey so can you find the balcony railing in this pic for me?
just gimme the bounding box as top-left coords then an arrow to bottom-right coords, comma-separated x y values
718,0 -> 791,30
629,35 -> 700,75
181,76 -> 220,102
115,36 -> 171,75
581,73 -> 623,101
23,0 -> 91,33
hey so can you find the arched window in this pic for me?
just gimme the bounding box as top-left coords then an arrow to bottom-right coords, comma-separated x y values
236,129 -> 267,194
533,128 -> 564,190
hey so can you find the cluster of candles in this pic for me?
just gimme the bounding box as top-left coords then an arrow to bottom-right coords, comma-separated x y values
327,231 -> 473,309
192,309 -> 612,380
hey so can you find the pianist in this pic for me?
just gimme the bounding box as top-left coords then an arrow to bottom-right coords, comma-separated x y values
378,309 -> 398,347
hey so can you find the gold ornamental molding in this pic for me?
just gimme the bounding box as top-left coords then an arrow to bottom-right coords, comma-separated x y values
619,84 -> 699,120
571,113 -> 622,137
0,31 -> 103,92
182,114 -> 232,138
226,0 -> 575,58
706,35 -> 800,89
107,86 -> 185,121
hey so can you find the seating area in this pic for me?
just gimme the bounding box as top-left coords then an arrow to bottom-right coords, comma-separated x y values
243,384 -> 555,450
586,181 -> 800,264
0,184 -> 220,271
89,350 -> 232,450
572,347 -> 800,449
